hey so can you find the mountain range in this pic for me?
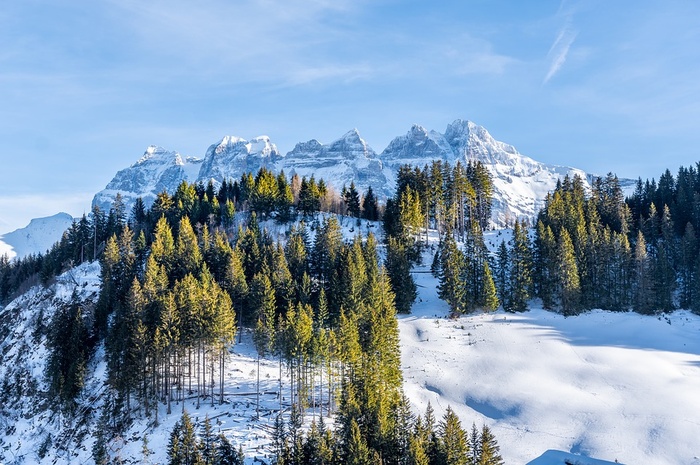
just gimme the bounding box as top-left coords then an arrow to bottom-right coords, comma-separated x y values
94,119 -> 629,227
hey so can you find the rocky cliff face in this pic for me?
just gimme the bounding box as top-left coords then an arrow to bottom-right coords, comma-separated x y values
92,145 -> 202,213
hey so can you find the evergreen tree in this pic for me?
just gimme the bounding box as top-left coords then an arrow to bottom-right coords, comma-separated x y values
534,222 -> 556,309
556,228 -> 581,315
477,425 -> 504,465
480,261 -> 499,311
633,231 -> 654,314
343,182 -> 362,218
175,217 -> 203,281
361,186 -> 379,221
346,419 -> 372,465
437,406 -> 470,465
507,221 -> 532,312
45,301 -> 90,410
437,233 -> 465,314
679,223 -> 697,308
653,205 -> 676,312
168,411 -> 203,465
385,236 -> 418,314
494,240 -> 509,310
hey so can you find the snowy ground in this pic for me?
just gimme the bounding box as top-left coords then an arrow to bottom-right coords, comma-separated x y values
400,249 -> 700,465
3,220 -> 700,464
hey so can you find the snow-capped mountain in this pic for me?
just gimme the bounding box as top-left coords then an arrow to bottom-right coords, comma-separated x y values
0,212 -> 74,260
380,120 -> 593,225
198,135 -> 282,186
92,119 -> 625,226
279,129 -> 389,196
92,145 -> 202,213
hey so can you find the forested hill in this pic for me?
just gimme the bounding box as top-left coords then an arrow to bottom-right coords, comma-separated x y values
0,162 -> 505,464
2,157 -> 700,464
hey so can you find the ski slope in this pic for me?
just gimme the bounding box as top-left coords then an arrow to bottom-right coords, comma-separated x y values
400,246 -> 700,465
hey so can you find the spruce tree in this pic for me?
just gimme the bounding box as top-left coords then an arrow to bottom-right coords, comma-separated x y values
477,424 -> 504,465
556,228 -> 581,315
437,406 -> 470,465
507,221 -> 532,312
633,231 -> 654,314
480,261 -> 499,311
385,236 -> 418,314
494,240 -> 509,310
343,182 -> 362,218
361,186 -> 379,221
437,233 -> 466,314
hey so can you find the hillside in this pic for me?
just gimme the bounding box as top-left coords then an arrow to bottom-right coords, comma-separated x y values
2,216 -> 700,464
401,244 -> 700,465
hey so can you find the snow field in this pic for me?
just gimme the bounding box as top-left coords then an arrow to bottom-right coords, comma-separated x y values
400,254 -> 700,465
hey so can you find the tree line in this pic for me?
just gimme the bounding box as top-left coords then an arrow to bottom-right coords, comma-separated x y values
424,164 -> 700,316
0,168 -> 380,306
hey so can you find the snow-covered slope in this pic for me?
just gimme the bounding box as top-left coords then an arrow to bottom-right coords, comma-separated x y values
0,212 -> 73,260
401,245 -> 700,465
93,119 -> 625,226
3,219 -> 700,464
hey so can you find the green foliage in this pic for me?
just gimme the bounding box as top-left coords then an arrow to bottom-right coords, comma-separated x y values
386,236 -> 418,314
45,300 -> 90,410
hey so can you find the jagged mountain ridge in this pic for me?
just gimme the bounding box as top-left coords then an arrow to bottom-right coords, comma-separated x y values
93,119 -> 621,226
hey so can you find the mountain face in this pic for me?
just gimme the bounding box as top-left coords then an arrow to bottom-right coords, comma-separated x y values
92,120 -> 617,226
0,212 -> 74,260
198,135 -> 282,185
380,120 -> 592,225
279,129 -> 390,197
92,145 -> 202,213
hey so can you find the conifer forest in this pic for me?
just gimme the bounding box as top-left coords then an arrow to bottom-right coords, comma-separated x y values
3,160 -> 700,464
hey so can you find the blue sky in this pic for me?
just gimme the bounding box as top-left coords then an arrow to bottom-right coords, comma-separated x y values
1,0 -> 699,232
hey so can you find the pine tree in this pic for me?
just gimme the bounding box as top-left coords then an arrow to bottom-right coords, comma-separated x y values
437,406 -> 470,465
385,236 -> 417,314
346,419 -> 372,465
507,221 -> 532,312
437,233 -> 465,314
534,221 -> 556,309
633,231 -> 654,314
151,216 -> 175,277
679,223 -> 697,308
361,186 -> 379,221
556,228 -> 581,315
251,272 -> 276,418
344,182 -> 362,218
200,416 -> 216,465
494,240 -> 509,309
168,411 -> 203,465
653,205 -> 676,312
477,424 -> 504,465
175,217 -> 203,281
480,261 -> 499,311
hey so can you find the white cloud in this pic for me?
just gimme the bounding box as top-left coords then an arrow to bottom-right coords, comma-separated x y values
544,23 -> 577,84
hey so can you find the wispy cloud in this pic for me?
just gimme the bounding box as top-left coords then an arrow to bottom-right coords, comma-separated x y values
544,1 -> 578,84
544,22 -> 577,84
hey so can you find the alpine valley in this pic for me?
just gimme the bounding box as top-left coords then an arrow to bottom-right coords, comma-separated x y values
2,118 -> 698,465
